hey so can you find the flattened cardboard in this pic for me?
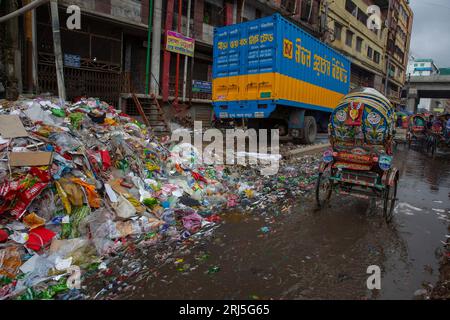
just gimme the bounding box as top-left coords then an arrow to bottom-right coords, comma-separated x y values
0,115 -> 28,138
9,152 -> 53,167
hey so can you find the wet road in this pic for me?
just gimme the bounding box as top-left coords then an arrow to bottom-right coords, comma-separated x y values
86,147 -> 449,300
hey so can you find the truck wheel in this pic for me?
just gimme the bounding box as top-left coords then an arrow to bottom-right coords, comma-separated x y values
300,116 -> 317,144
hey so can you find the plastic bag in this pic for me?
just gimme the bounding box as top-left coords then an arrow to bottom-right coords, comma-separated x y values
112,195 -> 136,219
0,247 -> 22,278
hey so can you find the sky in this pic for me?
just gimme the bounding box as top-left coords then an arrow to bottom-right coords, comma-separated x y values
409,0 -> 450,67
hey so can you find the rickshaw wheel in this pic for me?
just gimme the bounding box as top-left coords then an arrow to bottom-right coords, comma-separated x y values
316,165 -> 334,208
383,178 -> 398,224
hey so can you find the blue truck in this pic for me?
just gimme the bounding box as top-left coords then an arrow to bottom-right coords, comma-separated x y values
212,13 -> 351,143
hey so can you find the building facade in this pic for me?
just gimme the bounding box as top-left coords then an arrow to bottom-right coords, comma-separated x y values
384,0 -> 413,105
324,0 -> 389,93
407,58 -> 440,77
324,0 -> 413,107
0,0 -> 413,120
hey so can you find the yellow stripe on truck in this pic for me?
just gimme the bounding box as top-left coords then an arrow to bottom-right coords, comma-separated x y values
213,72 -> 345,110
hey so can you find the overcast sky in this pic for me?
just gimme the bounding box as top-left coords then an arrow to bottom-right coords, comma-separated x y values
409,0 -> 450,67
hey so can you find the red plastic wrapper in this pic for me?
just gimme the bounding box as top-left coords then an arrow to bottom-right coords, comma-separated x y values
100,150 -> 112,170
205,214 -> 221,223
86,150 -> 101,175
191,171 -> 208,183
26,227 -> 56,252
11,182 -> 49,219
0,230 -> 8,243
29,167 -> 51,183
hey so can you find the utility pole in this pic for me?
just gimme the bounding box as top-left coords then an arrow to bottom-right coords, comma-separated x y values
321,0 -> 329,43
384,0 -> 392,97
50,0 -> 66,102
24,0 -> 34,93
145,0 -> 154,95
151,0 -> 162,95
385,55 -> 390,96
182,0 -> 191,103
174,0 -> 182,107
2,0 -> 21,100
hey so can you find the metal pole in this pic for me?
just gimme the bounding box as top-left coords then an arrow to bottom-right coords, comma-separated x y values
151,0 -> 162,95
0,0 -> 49,23
31,6 -> 39,92
385,55 -> 390,96
50,0 -> 66,102
182,0 -> 191,103
174,0 -> 181,106
385,0 -> 392,96
24,0 -> 33,93
145,0 -> 154,95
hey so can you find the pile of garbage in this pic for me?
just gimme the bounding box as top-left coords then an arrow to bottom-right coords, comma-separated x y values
0,96 -> 321,300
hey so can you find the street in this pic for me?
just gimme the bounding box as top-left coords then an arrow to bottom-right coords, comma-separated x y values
2,0 -> 450,305
83,146 -> 449,300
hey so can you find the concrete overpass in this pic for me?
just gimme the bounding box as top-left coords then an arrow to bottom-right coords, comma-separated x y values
404,75 -> 450,113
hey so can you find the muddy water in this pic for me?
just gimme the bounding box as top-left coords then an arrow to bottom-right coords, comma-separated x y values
380,147 -> 450,299
86,147 -> 449,300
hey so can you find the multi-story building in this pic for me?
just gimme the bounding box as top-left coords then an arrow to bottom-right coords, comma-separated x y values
407,59 -> 440,77
324,0 -> 389,93
324,0 -> 413,108
384,0 -> 413,106
406,59 -> 440,112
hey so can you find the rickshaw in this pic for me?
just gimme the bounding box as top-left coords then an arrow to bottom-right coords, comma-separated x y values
316,88 -> 399,223
407,114 -> 427,149
426,113 -> 450,157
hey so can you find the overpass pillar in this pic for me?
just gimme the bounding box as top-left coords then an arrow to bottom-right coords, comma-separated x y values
407,97 -> 419,113
407,88 -> 418,113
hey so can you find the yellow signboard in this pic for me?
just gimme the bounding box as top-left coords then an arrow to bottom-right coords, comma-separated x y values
166,31 -> 195,57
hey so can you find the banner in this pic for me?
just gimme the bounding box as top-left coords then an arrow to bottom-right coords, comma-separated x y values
166,31 -> 195,57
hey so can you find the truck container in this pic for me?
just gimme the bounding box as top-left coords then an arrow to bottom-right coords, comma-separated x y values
212,13 -> 351,143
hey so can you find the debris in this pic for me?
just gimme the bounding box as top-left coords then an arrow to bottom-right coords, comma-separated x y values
0,95 -> 322,300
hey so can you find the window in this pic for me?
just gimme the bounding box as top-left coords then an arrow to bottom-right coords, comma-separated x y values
345,0 -> 357,17
203,1 -> 224,26
421,63 -> 425,67
356,37 -> 363,52
357,11 -> 368,26
367,46 -> 373,59
334,23 -> 342,41
373,51 -> 380,64
346,30 -> 354,47
390,65 -> 396,76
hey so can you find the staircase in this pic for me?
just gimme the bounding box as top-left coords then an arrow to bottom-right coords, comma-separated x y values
131,93 -> 171,137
